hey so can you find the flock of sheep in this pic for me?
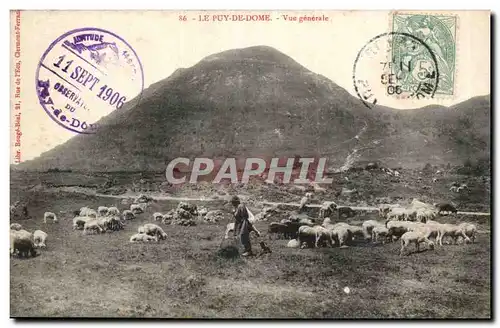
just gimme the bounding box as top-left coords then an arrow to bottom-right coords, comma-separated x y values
266,198 -> 478,256
9,191 -> 479,259
9,198 -> 167,258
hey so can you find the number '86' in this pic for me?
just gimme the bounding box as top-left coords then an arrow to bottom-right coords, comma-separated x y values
97,85 -> 126,109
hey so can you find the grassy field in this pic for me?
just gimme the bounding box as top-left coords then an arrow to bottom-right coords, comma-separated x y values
10,189 -> 491,318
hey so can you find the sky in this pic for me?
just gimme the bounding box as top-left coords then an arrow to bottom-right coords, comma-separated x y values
10,10 -> 490,163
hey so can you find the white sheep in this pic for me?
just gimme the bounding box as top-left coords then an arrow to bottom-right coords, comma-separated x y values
437,224 -> 471,246
122,209 -> 136,221
97,217 -> 112,232
224,222 -> 235,239
73,216 -> 91,230
10,223 -> 22,231
79,207 -> 97,218
33,230 -> 48,248
330,226 -> 351,247
297,225 -> 331,248
386,220 -> 416,241
138,223 -> 167,240
10,229 -> 36,257
458,223 -> 477,244
43,212 -> 58,224
371,226 -> 390,244
299,196 -> 310,211
378,204 -> 401,219
83,220 -> 104,235
362,220 -> 384,240
286,239 -> 300,248
107,207 -> 120,216
319,201 -> 337,219
97,206 -> 109,217
399,230 -> 435,256
129,233 -> 158,243
130,203 -> 147,214
153,212 -> 164,221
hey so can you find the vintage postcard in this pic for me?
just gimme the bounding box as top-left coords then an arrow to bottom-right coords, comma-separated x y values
10,10 -> 491,319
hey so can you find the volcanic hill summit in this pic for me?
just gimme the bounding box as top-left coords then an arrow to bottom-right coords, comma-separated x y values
18,46 -> 489,171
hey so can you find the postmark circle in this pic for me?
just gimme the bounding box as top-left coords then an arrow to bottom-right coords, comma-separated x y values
36,27 -> 144,134
352,32 -> 439,109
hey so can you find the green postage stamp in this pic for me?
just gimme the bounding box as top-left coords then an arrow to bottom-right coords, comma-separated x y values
391,13 -> 457,96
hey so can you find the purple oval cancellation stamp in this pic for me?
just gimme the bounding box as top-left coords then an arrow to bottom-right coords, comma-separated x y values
352,32 -> 439,109
36,27 -> 144,134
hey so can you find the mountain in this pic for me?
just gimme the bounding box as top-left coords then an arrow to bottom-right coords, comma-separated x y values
16,46 -> 490,172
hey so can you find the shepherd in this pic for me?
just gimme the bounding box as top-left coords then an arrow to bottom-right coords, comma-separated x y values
231,195 -> 260,257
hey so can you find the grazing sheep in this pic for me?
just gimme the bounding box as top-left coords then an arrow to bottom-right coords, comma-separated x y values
80,207 -> 97,218
403,209 -> 418,221
347,225 -> 365,240
33,230 -> 48,248
110,216 -> 125,231
298,225 -> 331,248
138,223 -> 167,240
338,206 -> 356,218
10,201 -> 20,216
371,226 -> 390,244
330,226 -> 352,247
435,203 -> 458,215
97,206 -> 109,217
198,207 -> 209,217
130,203 -> 147,214
86,209 -> 97,218
437,224 -> 470,246
108,206 -> 120,216
129,233 -> 158,243
83,220 -> 104,235
310,183 -> 326,193
299,196 -> 310,211
416,210 -> 431,223
96,215 -> 123,231
411,222 -> 441,241
43,212 -> 58,224
10,223 -> 22,231
122,209 -> 135,221
286,239 -> 300,248
378,204 -> 401,218
449,186 -> 458,192
458,223 -> 477,244
386,220 -> 415,241
282,221 -> 306,239
10,229 -> 36,258
134,194 -> 154,204
386,207 -> 407,220
319,201 -> 338,219
153,212 -> 164,221
107,207 -> 120,216
399,231 -> 435,256
297,226 -> 317,248
73,216 -> 91,230
362,220 -> 384,240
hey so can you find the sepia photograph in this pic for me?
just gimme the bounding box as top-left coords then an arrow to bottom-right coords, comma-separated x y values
9,9 -> 491,319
